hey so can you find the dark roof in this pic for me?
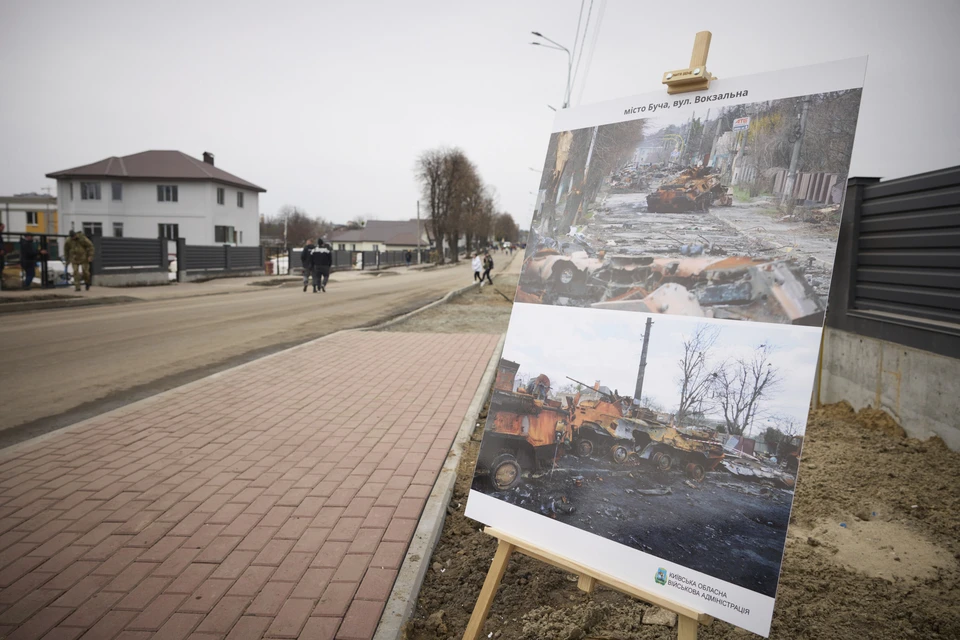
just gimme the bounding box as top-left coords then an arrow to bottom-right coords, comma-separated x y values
46,151 -> 266,192
329,220 -> 426,246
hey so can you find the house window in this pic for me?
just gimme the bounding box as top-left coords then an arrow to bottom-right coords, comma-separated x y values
217,187 -> 225,205
69,183 -> 74,200
372,244 -> 379,252
113,222 -> 124,238
237,192 -> 244,208
26,211 -> 38,226
111,182 -> 122,201
80,182 -> 101,200
82,222 -> 103,236
238,231 -> 243,244
157,185 -> 178,202
351,244 -> 357,250
158,223 -> 179,240
215,225 -> 235,244
338,244 -> 345,251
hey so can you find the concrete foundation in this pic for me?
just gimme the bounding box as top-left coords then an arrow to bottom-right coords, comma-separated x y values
93,271 -> 170,287
178,269 -> 265,283
819,327 -> 960,450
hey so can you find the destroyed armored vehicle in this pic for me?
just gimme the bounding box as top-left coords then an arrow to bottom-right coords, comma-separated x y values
517,249 -> 657,306
476,361 -> 574,491
646,166 -> 733,213
566,381 -> 724,481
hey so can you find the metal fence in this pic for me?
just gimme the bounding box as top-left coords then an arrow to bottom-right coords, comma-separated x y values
177,240 -> 264,274
286,248 -> 429,271
91,236 -> 167,273
827,165 -> 960,357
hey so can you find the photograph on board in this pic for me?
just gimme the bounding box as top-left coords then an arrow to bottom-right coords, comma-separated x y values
471,303 -> 820,598
518,88 -> 863,325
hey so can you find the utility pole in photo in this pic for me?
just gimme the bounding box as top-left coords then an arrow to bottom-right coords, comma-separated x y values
781,98 -> 810,213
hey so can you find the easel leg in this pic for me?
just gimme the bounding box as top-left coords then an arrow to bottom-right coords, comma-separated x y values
678,614 -> 699,640
462,540 -> 515,640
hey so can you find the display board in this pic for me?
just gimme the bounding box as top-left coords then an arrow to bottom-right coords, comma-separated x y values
465,57 -> 867,637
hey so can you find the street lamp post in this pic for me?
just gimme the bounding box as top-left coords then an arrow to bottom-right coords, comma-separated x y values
531,31 -> 573,108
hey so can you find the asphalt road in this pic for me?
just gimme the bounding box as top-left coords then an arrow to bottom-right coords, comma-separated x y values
0,262 -> 477,446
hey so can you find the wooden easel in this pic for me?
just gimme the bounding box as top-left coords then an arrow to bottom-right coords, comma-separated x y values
463,33 -> 719,640
462,528 -> 713,640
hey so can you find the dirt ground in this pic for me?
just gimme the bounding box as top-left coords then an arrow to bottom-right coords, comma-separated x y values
403,372 -> 959,637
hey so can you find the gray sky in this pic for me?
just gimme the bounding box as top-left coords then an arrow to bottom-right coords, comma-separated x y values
503,304 -> 821,436
2,0 -> 958,226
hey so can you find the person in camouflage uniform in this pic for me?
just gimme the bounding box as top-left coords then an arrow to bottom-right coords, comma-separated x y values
65,230 -> 95,291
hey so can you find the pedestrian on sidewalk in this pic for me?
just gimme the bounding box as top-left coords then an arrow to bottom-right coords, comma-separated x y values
18,233 -> 46,290
65,230 -> 94,291
481,251 -> 494,287
472,252 -> 482,284
312,238 -> 332,292
405,249 -> 412,267
301,238 -> 316,292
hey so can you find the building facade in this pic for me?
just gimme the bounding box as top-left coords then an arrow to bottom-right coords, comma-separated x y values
0,194 -> 58,235
328,219 -> 430,252
47,151 -> 265,246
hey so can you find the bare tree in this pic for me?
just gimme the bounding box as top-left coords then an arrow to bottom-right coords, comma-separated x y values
675,324 -> 720,425
260,206 -> 332,248
712,342 -> 782,436
415,147 -> 479,263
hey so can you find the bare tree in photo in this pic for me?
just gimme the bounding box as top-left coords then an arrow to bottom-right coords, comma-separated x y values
713,342 -> 782,436
675,324 -> 720,425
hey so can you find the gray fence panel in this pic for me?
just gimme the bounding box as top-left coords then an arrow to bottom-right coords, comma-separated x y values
98,237 -> 163,269
230,247 -> 262,269
185,245 -> 225,270
362,251 -> 377,269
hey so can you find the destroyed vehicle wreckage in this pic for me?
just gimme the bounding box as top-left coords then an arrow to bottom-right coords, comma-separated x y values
476,364 -> 727,490
646,166 -> 734,213
518,250 -> 826,325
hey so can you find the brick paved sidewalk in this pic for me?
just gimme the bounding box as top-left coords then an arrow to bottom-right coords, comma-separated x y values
0,331 -> 499,640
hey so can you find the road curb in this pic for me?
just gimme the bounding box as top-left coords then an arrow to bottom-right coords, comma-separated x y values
372,333 -> 505,640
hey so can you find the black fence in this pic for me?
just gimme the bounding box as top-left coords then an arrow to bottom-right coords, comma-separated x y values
286,248 -> 429,272
177,240 -> 264,274
91,237 -> 166,274
827,165 -> 960,358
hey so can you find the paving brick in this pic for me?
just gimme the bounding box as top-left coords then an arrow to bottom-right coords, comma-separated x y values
264,598 -> 314,638
290,568 -> 335,600
59,591 -> 123,628
327,518 -> 363,543
117,576 -> 172,610
152,612 -> 202,640
227,566 -> 275,597
43,561 -> 98,592
0,570 -> 54,605
137,537 -> 184,563
154,549 -> 200,578
103,562 -> 157,593
313,581 -> 358,617
209,551 -> 256,580
252,540 -> 295,567
0,589 -> 60,625
178,579 -> 232,614
75,609 -> 136,639
381,519 -> 417,543
52,575 -> 111,608
393,498 -> 425,520
331,555 -> 371,584
39,627 -> 83,640
245,581 -> 294,617
164,564 -> 215,595
292,528 -> 331,554
194,596 -> 250,634
271,552 -> 314,583
128,594 -> 187,631
298,617 -> 340,640
235,527 -> 277,553
336,599 -> 384,639
346,529 -> 383,555
311,542 -> 349,569
309,508 -> 344,529
225,616 -> 271,640
370,542 -> 407,571
181,525 -> 224,550
355,568 -> 398,602
6,607 -> 71,640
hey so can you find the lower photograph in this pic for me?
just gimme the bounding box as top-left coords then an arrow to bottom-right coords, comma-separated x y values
465,302 -> 822,634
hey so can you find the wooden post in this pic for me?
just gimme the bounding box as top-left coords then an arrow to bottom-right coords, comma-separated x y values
662,31 -> 716,95
462,540 -> 515,640
678,614 -> 699,640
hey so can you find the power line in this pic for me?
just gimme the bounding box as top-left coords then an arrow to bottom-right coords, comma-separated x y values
575,0 -> 606,106
570,0 -> 594,91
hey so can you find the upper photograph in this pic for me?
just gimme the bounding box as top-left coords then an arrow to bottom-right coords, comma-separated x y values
520,88 -> 863,325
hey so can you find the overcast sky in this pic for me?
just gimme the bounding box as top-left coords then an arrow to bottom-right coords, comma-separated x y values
503,304 -> 821,436
2,0 -> 958,226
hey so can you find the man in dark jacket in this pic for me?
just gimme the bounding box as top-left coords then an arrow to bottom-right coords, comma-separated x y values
312,238 -> 332,292
301,239 -> 316,292
19,233 -> 46,290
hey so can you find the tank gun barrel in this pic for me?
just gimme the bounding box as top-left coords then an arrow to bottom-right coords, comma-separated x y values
565,376 -> 618,401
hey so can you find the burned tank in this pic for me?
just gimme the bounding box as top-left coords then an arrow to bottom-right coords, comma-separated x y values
646,166 -> 732,213
476,361 -> 574,491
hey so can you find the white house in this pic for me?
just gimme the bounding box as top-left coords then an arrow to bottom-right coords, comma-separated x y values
46,150 -> 265,246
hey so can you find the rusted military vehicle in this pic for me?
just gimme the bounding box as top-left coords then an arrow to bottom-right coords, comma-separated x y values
646,166 -> 733,213
566,379 -> 725,481
476,360 -> 574,490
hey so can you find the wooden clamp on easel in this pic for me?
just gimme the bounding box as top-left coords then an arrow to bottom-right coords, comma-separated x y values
462,33 -> 719,640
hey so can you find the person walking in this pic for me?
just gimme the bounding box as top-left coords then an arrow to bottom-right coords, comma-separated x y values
65,229 -> 94,291
472,252 -> 482,284
312,238 -> 332,292
481,251 -> 494,286
19,233 -> 46,290
301,238 -> 316,292
405,249 -> 412,267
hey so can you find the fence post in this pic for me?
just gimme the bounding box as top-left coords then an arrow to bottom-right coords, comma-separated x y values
225,245 -> 232,271
176,238 -> 187,282
91,236 -> 104,275
259,246 -> 265,272
160,239 -> 169,272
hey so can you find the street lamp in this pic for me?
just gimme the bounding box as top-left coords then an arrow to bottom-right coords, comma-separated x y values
531,31 -> 572,108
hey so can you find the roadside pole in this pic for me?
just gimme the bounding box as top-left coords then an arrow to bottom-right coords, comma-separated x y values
416,200 -> 422,264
